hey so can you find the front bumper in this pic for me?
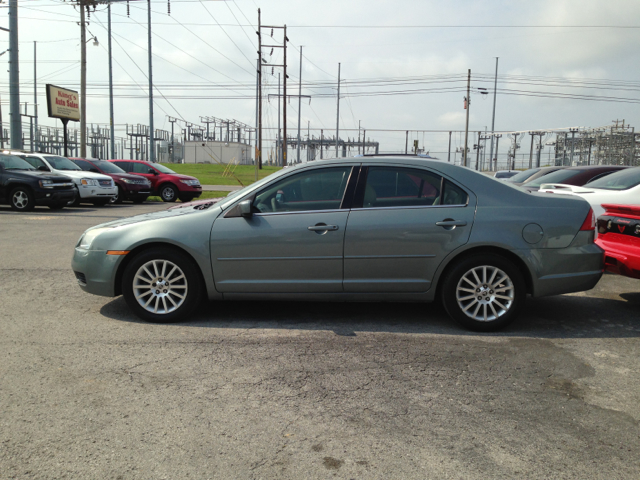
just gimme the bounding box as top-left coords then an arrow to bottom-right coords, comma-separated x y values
122,182 -> 151,200
77,184 -> 118,200
72,248 -> 123,297
34,189 -> 77,205
596,234 -> 640,280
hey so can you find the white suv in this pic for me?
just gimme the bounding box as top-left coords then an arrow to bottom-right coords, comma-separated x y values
17,153 -> 117,206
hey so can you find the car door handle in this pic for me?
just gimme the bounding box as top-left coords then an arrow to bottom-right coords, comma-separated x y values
435,219 -> 467,227
308,224 -> 339,231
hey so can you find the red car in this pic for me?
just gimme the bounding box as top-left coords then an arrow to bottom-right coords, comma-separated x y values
71,158 -> 151,204
596,204 -> 640,279
109,160 -> 202,202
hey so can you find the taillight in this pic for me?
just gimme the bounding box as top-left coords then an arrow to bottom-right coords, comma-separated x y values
580,207 -> 595,231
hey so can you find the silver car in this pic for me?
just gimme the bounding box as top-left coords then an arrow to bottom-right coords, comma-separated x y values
72,156 -> 604,331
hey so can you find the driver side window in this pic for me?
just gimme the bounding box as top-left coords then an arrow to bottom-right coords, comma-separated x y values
253,167 -> 352,213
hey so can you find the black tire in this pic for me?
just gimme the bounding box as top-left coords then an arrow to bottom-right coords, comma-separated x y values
132,196 -> 148,204
122,247 -> 203,323
159,184 -> 178,202
92,199 -> 110,207
48,203 -> 66,210
68,196 -> 81,207
111,186 -> 124,204
9,186 -> 35,212
441,254 -> 526,332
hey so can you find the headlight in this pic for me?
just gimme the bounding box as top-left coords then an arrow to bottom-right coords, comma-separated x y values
39,180 -> 53,188
77,227 -> 111,249
180,179 -> 200,186
81,178 -> 99,186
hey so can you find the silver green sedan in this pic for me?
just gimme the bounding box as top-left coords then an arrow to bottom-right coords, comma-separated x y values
72,156 -> 604,331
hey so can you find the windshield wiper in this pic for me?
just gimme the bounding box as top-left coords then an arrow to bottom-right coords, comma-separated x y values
5,167 -> 31,171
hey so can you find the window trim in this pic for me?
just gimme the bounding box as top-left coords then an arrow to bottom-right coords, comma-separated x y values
249,165 -> 358,216
352,165 -> 470,209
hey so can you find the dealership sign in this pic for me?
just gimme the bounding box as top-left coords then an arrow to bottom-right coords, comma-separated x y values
46,84 -> 80,122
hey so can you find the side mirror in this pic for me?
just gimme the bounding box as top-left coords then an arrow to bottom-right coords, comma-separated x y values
239,199 -> 253,217
148,168 -> 157,175
38,165 -> 50,172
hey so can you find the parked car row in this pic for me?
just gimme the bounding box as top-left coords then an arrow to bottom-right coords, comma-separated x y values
0,152 -> 201,211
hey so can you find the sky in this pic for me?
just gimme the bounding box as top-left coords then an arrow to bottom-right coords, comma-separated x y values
4,0 -> 640,163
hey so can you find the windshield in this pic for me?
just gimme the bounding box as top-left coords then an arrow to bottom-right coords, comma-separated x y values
584,167 -> 640,190
95,161 -> 126,174
43,156 -> 81,171
507,168 -> 539,183
0,154 -> 36,170
154,164 -> 176,174
525,169 -> 582,188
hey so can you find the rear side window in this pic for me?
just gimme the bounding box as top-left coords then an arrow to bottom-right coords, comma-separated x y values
442,180 -> 468,205
113,161 -> 131,172
363,167 -> 442,208
20,156 -> 46,169
132,162 -> 154,174
74,160 -> 93,171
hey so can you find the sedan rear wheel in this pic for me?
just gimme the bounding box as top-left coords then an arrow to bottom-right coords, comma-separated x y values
122,247 -> 203,323
10,186 -> 35,212
441,254 -> 525,331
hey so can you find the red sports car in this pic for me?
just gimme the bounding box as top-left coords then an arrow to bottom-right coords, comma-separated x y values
596,204 -> 640,279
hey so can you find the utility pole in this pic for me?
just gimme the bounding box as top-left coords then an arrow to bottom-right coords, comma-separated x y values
80,2 -> 87,157
358,120 -> 361,155
463,69 -> 471,167
447,131 -> 452,162
405,131 -> 409,154
528,132 -> 535,169
147,0 -> 155,162
335,63 -> 341,158
9,0 -> 22,150
277,73 -> 281,165
108,3 -> 115,159
488,57 -> 499,170
257,9 -> 262,170
254,57 -> 259,179
475,131 -> 481,170
536,132 -> 544,168
494,134 -> 502,170
168,116 -> 177,163
259,19 -> 287,166
33,41 -> 38,152
283,25 -> 287,167
296,45 -> 302,164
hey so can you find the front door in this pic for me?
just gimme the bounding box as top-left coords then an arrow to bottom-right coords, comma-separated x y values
211,166 -> 355,293
343,165 -> 476,293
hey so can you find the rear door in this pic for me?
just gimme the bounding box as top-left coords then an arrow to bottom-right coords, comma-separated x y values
343,165 -> 476,293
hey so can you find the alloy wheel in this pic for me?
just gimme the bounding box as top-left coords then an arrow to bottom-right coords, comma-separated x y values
455,265 -> 514,322
132,259 -> 188,314
12,191 -> 29,209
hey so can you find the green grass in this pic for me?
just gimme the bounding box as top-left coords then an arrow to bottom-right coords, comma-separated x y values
160,163 -> 280,186
147,191 -> 230,203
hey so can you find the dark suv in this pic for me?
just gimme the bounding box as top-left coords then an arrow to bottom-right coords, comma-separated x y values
109,160 -> 202,202
71,158 -> 151,204
0,153 -> 76,211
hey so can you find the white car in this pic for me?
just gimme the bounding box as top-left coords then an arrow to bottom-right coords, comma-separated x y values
539,167 -> 640,219
16,153 -> 117,206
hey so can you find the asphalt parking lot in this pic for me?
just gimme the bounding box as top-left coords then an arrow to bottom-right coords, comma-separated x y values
1,202 -> 640,479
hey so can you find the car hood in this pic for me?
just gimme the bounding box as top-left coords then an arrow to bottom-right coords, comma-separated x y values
108,172 -> 149,182
92,203 -> 220,230
3,170 -> 72,182
52,169 -> 113,181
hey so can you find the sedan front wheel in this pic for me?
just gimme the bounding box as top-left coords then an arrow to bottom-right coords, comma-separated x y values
122,247 -> 203,323
441,254 -> 525,331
